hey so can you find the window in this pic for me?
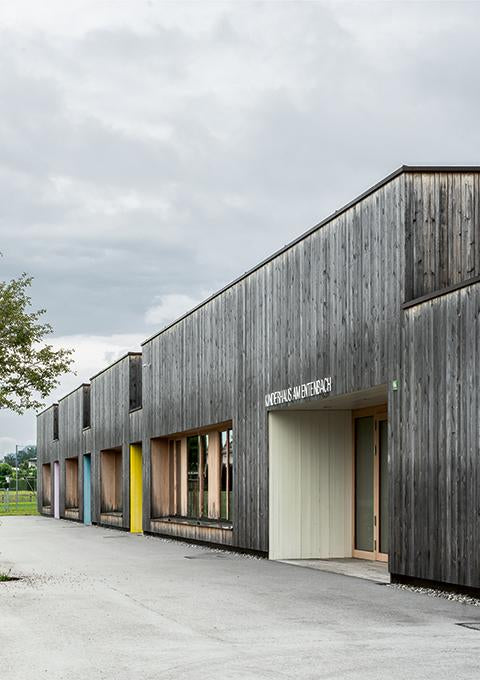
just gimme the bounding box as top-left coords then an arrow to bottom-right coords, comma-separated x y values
151,424 -> 233,524
53,404 -> 59,441
220,429 -> 233,521
187,434 -> 210,519
82,385 -> 91,429
174,440 -> 182,516
187,435 -> 200,517
129,355 -> 142,411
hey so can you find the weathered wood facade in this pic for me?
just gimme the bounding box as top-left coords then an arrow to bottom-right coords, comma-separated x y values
37,166 -> 480,590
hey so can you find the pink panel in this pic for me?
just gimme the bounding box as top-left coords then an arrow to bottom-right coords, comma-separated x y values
53,461 -> 60,519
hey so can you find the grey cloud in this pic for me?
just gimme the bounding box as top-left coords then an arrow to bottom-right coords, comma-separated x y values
0,2 -> 480,446
2,1 -> 480,448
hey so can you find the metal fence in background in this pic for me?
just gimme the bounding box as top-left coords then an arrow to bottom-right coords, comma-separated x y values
0,477 -> 37,516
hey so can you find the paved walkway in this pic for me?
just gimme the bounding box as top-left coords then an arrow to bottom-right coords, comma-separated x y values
1,516 -> 479,679
281,557 -> 390,583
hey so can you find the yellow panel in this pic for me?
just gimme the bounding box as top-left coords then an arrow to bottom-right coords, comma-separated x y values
130,444 -> 143,533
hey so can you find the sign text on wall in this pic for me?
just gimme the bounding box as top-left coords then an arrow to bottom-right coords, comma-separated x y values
264,377 -> 332,408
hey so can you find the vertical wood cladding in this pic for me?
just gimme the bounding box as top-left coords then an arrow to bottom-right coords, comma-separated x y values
391,171 -> 480,589
37,405 -> 59,513
392,281 -> 480,588
36,387 -> 89,518
143,176 -> 406,553
36,168 -> 480,589
90,353 -> 143,528
405,173 -> 480,301
36,355 -> 143,526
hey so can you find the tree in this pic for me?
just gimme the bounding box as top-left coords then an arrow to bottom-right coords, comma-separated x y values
0,273 -> 74,414
3,446 -> 37,467
0,462 -> 13,488
19,460 -> 31,474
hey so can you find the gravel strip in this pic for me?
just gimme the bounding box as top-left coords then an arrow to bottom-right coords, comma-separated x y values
388,582 -> 480,607
143,532 -> 264,559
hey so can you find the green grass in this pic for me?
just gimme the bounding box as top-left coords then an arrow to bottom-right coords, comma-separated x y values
0,504 -> 38,516
0,490 -> 38,516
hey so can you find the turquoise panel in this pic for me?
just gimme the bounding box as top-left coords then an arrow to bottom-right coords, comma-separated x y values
83,454 -> 91,525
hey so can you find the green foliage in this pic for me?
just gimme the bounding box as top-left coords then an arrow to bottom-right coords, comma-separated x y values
3,444 -> 36,468
0,274 -> 74,413
0,462 -> 12,477
0,462 -> 13,488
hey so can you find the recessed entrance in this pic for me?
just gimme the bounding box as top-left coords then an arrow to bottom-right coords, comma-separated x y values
100,447 -> 123,527
353,406 -> 388,562
42,463 -> 52,513
268,386 -> 389,565
65,456 -> 79,520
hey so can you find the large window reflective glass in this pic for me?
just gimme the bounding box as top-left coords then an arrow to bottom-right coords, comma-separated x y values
187,436 -> 199,518
220,429 -> 233,520
355,416 -> 374,552
201,434 -> 209,517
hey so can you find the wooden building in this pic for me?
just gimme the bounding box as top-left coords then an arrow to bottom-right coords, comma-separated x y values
37,166 -> 480,592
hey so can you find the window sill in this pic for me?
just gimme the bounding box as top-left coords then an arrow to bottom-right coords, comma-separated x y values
402,274 -> 480,310
152,516 -> 233,531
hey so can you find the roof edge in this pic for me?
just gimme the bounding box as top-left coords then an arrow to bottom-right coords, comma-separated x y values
142,165 -> 407,345
57,383 -> 90,403
402,165 -> 480,172
39,164 -> 480,411
36,402 -> 58,418
90,351 -> 142,381
143,165 -> 480,346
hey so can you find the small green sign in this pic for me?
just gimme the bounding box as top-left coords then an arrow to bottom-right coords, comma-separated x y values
392,379 -> 399,391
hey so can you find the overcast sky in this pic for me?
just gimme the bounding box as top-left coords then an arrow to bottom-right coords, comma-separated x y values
1,0 -> 479,453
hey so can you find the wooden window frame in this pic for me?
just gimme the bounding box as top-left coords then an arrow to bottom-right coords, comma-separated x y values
151,421 -> 233,524
220,428 -> 233,522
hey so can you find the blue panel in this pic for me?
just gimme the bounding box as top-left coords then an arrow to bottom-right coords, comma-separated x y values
83,454 -> 91,525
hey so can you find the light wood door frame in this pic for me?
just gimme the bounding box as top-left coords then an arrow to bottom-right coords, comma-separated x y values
352,405 -> 388,562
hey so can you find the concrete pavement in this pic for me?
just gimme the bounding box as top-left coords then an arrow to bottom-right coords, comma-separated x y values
0,516 -> 479,679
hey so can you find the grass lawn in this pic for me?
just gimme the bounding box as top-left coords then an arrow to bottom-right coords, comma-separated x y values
0,491 -> 38,516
